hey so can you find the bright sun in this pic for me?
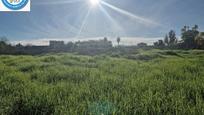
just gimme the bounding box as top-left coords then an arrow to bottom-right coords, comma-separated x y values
89,0 -> 101,7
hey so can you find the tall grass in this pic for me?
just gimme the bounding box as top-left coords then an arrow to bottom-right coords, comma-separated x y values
0,50 -> 204,115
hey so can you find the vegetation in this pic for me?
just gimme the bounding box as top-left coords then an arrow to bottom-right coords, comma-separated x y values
117,37 -> 121,46
1,49 -> 204,114
0,24 -> 204,114
0,25 -> 204,56
195,32 -> 204,49
154,25 -> 204,49
0,37 -> 15,54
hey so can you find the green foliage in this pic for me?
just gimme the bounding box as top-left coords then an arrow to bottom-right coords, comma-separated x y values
195,32 -> 204,49
168,30 -> 177,45
154,40 -> 165,47
0,37 -> 15,54
1,50 -> 204,114
181,25 -> 200,49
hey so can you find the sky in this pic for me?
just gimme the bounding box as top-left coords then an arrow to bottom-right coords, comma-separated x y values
0,0 -> 204,45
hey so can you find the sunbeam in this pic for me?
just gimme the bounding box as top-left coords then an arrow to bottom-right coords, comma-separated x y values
98,4 -> 125,36
101,1 -> 160,26
76,8 -> 92,38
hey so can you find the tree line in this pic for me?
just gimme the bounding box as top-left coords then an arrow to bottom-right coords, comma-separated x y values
0,25 -> 204,55
153,25 -> 204,49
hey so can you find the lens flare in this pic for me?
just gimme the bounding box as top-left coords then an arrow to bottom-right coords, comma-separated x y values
89,0 -> 100,7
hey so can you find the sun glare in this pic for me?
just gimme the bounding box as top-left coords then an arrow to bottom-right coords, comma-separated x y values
89,0 -> 100,7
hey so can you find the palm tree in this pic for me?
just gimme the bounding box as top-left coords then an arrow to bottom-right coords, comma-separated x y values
192,25 -> 199,31
117,37 -> 121,46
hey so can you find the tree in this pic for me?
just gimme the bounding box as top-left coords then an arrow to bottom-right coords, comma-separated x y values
164,34 -> 169,46
192,25 -> 198,31
154,40 -> 165,47
0,37 -> 14,54
195,32 -> 204,49
16,43 -> 23,48
117,37 -> 121,46
181,25 -> 199,49
158,40 -> 165,47
137,42 -> 147,47
169,30 -> 177,45
0,37 -> 8,50
0,36 -> 8,43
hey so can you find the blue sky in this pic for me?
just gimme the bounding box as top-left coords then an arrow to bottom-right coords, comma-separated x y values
0,0 -> 203,44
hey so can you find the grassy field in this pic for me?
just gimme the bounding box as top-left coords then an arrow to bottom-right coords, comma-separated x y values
1,49 -> 204,115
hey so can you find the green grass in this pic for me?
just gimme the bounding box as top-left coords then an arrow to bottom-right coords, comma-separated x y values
1,50 -> 204,115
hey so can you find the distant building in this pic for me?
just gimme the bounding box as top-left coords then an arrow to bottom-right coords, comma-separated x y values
49,41 -> 64,48
76,39 -> 112,48
75,39 -> 113,55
